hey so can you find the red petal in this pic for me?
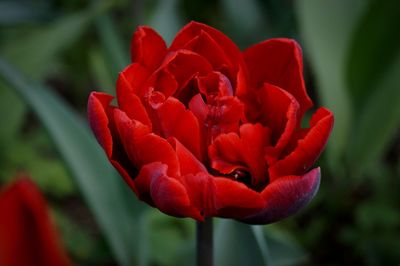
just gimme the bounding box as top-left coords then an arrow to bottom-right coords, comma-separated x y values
170,21 -> 248,95
87,91 -> 114,157
133,162 -> 168,205
269,108 -> 334,181
197,71 -> 233,97
88,93 -> 141,193
180,172 -> 217,217
209,123 -> 270,188
257,83 -> 300,163
150,171 -> 202,220
170,22 -> 242,67
213,177 -> 266,219
113,109 -> 180,177
180,173 -> 265,219
174,30 -> 235,81
209,132 -> 242,173
168,137 -> 207,175
0,178 -> 72,266
155,97 -> 202,159
241,168 -> 320,224
144,50 -> 212,100
131,26 -> 167,71
117,63 -> 152,128
243,38 -> 313,118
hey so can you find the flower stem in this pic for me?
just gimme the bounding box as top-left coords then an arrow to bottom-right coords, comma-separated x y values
196,217 -> 213,266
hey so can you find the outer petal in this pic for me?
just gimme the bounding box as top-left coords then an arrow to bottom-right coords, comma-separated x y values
113,109 -> 180,177
116,63 -> 152,128
0,178 -> 72,266
149,166 -> 203,220
131,26 -> 167,71
180,173 -> 266,219
243,38 -> 313,118
87,92 -> 114,157
241,168 -> 321,224
88,92 -> 142,193
213,177 -> 266,219
134,162 -> 168,205
269,108 -> 334,181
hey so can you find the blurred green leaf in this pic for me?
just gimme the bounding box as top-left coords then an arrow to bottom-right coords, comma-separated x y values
94,14 -> 129,75
0,1 -> 48,25
147,0 -> 182,45
221,0 -> 263,32
0,84 -> 25,143
215,220 -> 267,266
145,209 -> 195,266
89,47 -> 115,94
4,130 -> 75,197
1,2 -> 110,79
348,52 -> 400,174
295,0 -> 366,170
344,0 -> 400,175
346,0 -> 400,106
263,225 -> 307,266
52,208 -> 98,262
0,59 -> 144,266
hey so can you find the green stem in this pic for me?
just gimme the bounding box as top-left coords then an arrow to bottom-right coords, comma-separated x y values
196,217 -> 213,266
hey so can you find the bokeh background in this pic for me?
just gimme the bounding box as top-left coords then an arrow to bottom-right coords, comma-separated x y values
1,0 -> 399,265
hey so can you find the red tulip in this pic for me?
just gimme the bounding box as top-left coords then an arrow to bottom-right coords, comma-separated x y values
0,178 -> 73,266
88,21 -> 334,224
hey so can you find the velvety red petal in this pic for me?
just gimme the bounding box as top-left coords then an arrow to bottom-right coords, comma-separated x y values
150,170 -> 203,220
209,123 -> 270,189
143,50 -> 212,100
197,71 -> 233,97
170,21 -> 242,66
131,26 -> 167,71
116,64 -> 150,132
189,93 -> 244,143
268,108 -> 334,181
180,173 -> 265,219
155,97 -> 202,159
168,137 -> 207,175
174,30 -> 236,81
113,108 -> 180,177
209,132 -> 242,173
257,83 -> 300,163
180,172 -> 217,217
133,162 -> 168,205
170,21 -> 248,95
87,93 -> 140,193
87,91 -> 114,157
238,123 -> 271,188
213,177 -> 266,219
0,178 -> 72,266
241,168 -> 320,224
243,38 -> 313,118
116,63 -> 152,127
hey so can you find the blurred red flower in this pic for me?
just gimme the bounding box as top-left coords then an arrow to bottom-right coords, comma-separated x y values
88,21 -> 334,224
0,178 -> 73,266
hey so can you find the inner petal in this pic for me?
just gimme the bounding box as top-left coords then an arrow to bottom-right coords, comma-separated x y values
208,123 -> 271,191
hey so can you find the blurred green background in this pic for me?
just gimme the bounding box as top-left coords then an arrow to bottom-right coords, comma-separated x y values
0,0 -> 399,265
